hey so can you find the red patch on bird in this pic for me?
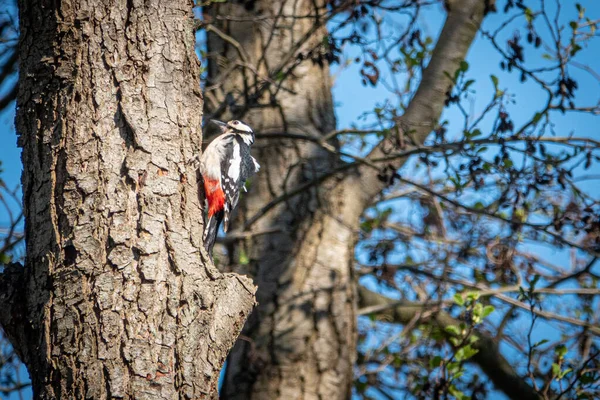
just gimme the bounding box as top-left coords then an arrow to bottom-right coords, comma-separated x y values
204,178 -> 225,216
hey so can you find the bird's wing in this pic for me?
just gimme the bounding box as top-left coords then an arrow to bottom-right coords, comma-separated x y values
220,138 -> 242,232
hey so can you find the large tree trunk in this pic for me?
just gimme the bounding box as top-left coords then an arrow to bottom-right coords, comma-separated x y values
205,1 -> 359,399
208,0 -> 486,399
0,0 -> 255,398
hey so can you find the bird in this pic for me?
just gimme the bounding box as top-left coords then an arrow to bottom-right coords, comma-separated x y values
199,119 -> 260,255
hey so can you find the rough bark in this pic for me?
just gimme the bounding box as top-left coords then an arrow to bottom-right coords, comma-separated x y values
0,0 -> 255,398
205,1 -> 358,399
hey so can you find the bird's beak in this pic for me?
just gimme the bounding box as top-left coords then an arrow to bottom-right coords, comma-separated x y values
210,119 -> 228,133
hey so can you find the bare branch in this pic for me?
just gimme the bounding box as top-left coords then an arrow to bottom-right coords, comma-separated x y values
348,0 -> 487,206
358,286 -> 543,400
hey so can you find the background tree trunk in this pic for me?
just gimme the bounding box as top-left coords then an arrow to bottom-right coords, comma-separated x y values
205,1 -> 358,399
208,0 -> 485,399
0,0 -> 255,398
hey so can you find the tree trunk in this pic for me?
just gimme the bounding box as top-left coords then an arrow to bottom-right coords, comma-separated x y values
0,0 -> 255,398
208,0 -> 486,398
205,1 -> 358,399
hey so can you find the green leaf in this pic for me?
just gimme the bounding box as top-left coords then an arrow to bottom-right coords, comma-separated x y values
518,286 -> 528,301
473,302 -> 483,318
542,53 -> 553,60
430,328 -> 444,341
490,75 -> 499,88
552,363 -> 561,378
576,3 -> 585,18
533,339 -> 549,347
466,292 -> 480,302
560,368 -> 573,379
459,60 -> 469,73
503,158 -> 514,168
455,345 -> 479,362
275,71 -> 286,81
447,361 -> 461,374
529,274 -> 541,290
580,372 -> 595,384
443,70 -> 455,83
444,325 -> 461,336
555,344 -> 568,359
490,75 -> 503,97
514,208 -> 526,222
525,8 -> 534,23
481,305 -> 495,318
430,355 -> 443,368
448,385 -> 466,399
463,79 -> 475,91
239,250 -> 250,265
571,44 -> 582,57
360,220 -> 373,233
355,380 -> 368,393
454,293 -> 465,306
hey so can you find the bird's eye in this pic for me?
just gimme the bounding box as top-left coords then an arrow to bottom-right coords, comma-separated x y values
233,121 -> 239,125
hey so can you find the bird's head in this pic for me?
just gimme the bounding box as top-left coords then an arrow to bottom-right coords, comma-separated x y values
211,119 -> 255,145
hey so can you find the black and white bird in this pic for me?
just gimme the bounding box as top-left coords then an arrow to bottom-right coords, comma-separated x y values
199,119 -> 260,255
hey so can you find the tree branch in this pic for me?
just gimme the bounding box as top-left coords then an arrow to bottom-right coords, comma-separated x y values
349,0 -> 487,206
358,286 -> 542,400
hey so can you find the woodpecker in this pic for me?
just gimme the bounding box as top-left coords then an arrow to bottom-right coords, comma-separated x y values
199,119 -> 260,255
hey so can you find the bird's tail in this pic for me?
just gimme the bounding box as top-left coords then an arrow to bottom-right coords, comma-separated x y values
203,210 -> 223,256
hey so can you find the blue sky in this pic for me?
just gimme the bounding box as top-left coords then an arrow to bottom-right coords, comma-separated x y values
1,1 -> 599,399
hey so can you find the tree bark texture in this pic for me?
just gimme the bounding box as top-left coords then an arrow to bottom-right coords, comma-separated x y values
209,1 -> 486,399
0,0 -> 256,398
206,1 -> 359,399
